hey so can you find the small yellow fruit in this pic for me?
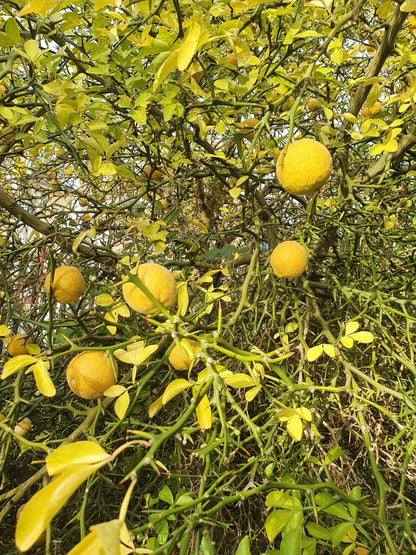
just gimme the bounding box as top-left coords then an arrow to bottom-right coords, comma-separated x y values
240,117 -> 260,141
271,241 -> 308,278
369,101 -> 382,116
122,262 -> 177,315
276,138 -> 332,195
169,339 -> 198,371
142,167 -> 164,181
307,98 -> 321,111
66,351 -> 118,399
360,106 -> 370,120
45,266 -> 85,304
7,334 -> 29,357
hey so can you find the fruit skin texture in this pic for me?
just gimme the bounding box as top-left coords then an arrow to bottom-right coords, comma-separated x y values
240,118 -> 260,140
276,138 -> 332,195
45,266 -> 85,304
271,241 -> 308,278
169,340 -> 198,371
66,351 -> 118,399
122,262 -> 177,315
7,334 -> 29,357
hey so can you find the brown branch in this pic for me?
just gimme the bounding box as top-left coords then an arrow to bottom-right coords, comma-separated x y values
0,186 -> 117,264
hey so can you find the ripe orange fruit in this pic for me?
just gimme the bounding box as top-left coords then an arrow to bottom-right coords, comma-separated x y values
271,241 -> 308,278
240,118 -> 260,140
45,266 -> 85,304
7,334 -> 30,357
122,262 -> 177,315
66,351 -> 118,399
276,138 -> 332,195
142,167 -> 164,181
169,339 -> 198,371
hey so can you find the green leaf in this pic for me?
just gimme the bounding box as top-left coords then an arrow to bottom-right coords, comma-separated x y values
31,359 -> 56,397
73,227 -> 96,254
114,391 -> 130,420
5,18 -> 21,44
1,355 -> 38,379
18,0 -> 62,16
306,521 -> 330,540
265,491 -> 302,510
16,463 -> 106,552
46,441 -> 109,476
315,493 -> 351,520
162,379 -> 191,405
306,345 -> 324,361
153,50 -> 179,91
265,509 -> 292,542
195,394 -> 212,430
235,535 -> 251,555
349,331 -> 374,343
159,485 -> 174,505
329,521 -> 356,545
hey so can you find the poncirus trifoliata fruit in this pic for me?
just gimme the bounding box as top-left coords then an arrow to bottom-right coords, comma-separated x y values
271,241 -> 308,278
45,266 -> 85,304
7,334 -> 30,357
276,138 -> 332,195
122,262 -> 177,315
66,351 -> 118,399
168,339 -> 198,371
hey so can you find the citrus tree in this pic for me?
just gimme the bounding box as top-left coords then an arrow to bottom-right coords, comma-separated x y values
1,0 -> 416,553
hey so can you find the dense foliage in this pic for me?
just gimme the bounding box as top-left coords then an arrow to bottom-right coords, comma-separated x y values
1,0 -> 416,553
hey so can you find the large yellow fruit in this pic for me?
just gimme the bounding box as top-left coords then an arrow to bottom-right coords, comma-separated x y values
271,241 -> 308,278
45,266 -> 85,304
66,351 -> 118,399
122,262 -> 177,315
7,334 -> 29,357
168,339 -> 198,371
276,138 -> 332,195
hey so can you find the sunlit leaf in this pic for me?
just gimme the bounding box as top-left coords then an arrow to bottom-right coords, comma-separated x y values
162,379 -> 191,404
286,414 -> 303,441
0,325 -> 9,336
306,345 -> 324,362
92,519 -> 122,555
177,281 -> 189,316
296,407 -> 312,421
265,509 -> 292,542
46,441 -> 109,476
315,492 -> 352,520
114,391 -> 130,420
16,463 -> 106,552
222,373 -> 257,388
245,385 -> 261,402
195,394 -> 211,430
31,359 -> 56,397
95,294 -> 114,307
340,335 -> 354,348
149,395 -> 164,418
349,331 -> 374,343
66,527 -> 105,555
1,355 -> 37,379
345,321 -> 360,335
400,0 -> 416,12
266,491 -> 303,509
235,534 -> 251,555
329,521 -> 356,545
323,344 -> 336,357
18,0 -> 62,17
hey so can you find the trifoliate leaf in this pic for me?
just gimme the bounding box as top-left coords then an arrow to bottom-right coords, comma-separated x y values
31,359 -> 56,397
46,441 -> 109,476
345,321 -> 360,335
162,379 -> 191,405
114,391 -> 130,420
1,355 -> 37,379
349,331 -> 374,343
306,344 -> 324,362
195,394 -> 211,430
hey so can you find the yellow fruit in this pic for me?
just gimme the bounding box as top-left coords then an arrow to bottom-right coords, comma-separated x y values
66,351 -> 118,399
360,106 -> 370,120
240,117 -> 260,140
307,98 -> 321,111
282,95 -> 295,111
276,138 -> 332,195
271,241 -> 308,278
45,266 -> 85,304
169,339 -> 198,371
7,334 -> 29,357
369,101 -> 382,116
122,262 -> 177,315
142,167 -> 164,181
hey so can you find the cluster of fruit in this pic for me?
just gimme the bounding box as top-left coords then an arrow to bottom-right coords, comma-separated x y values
5,138 -> 332,400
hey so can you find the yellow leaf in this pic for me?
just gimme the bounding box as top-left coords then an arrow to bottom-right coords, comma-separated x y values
0,325 -> 9,336
114,342 -> 158,366
149,395 -> 164,418
177,282 -> 189,316
286,414 -> 303,441
18,0 -> 62,16
195,394 -> 211,430
340,335 -> 354,349
306,345 -> 324,362
223,373 -> 257,388
345,321 -> 360,335
296,407 -> 312,422
16,463 -> 106,552
349,331 -> 374,344
323,344 -> 336,358
400,0 -> 416,12
104,385 -> 126,397
31,359 -> 56,397
245,385 -> 262,402
384,215 -> 396,229
92,519 -> 122,555
95,294 -> 114,307
153,50 -> 179,91
229,186 -> 242,199
114,391 -> 130,420
66,527 -> 105,555
46,441 -> 109,476
278,407 -> 296,422
177,22 -> 202,71
162,379 -> 191,405
1,355 -> 37,380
